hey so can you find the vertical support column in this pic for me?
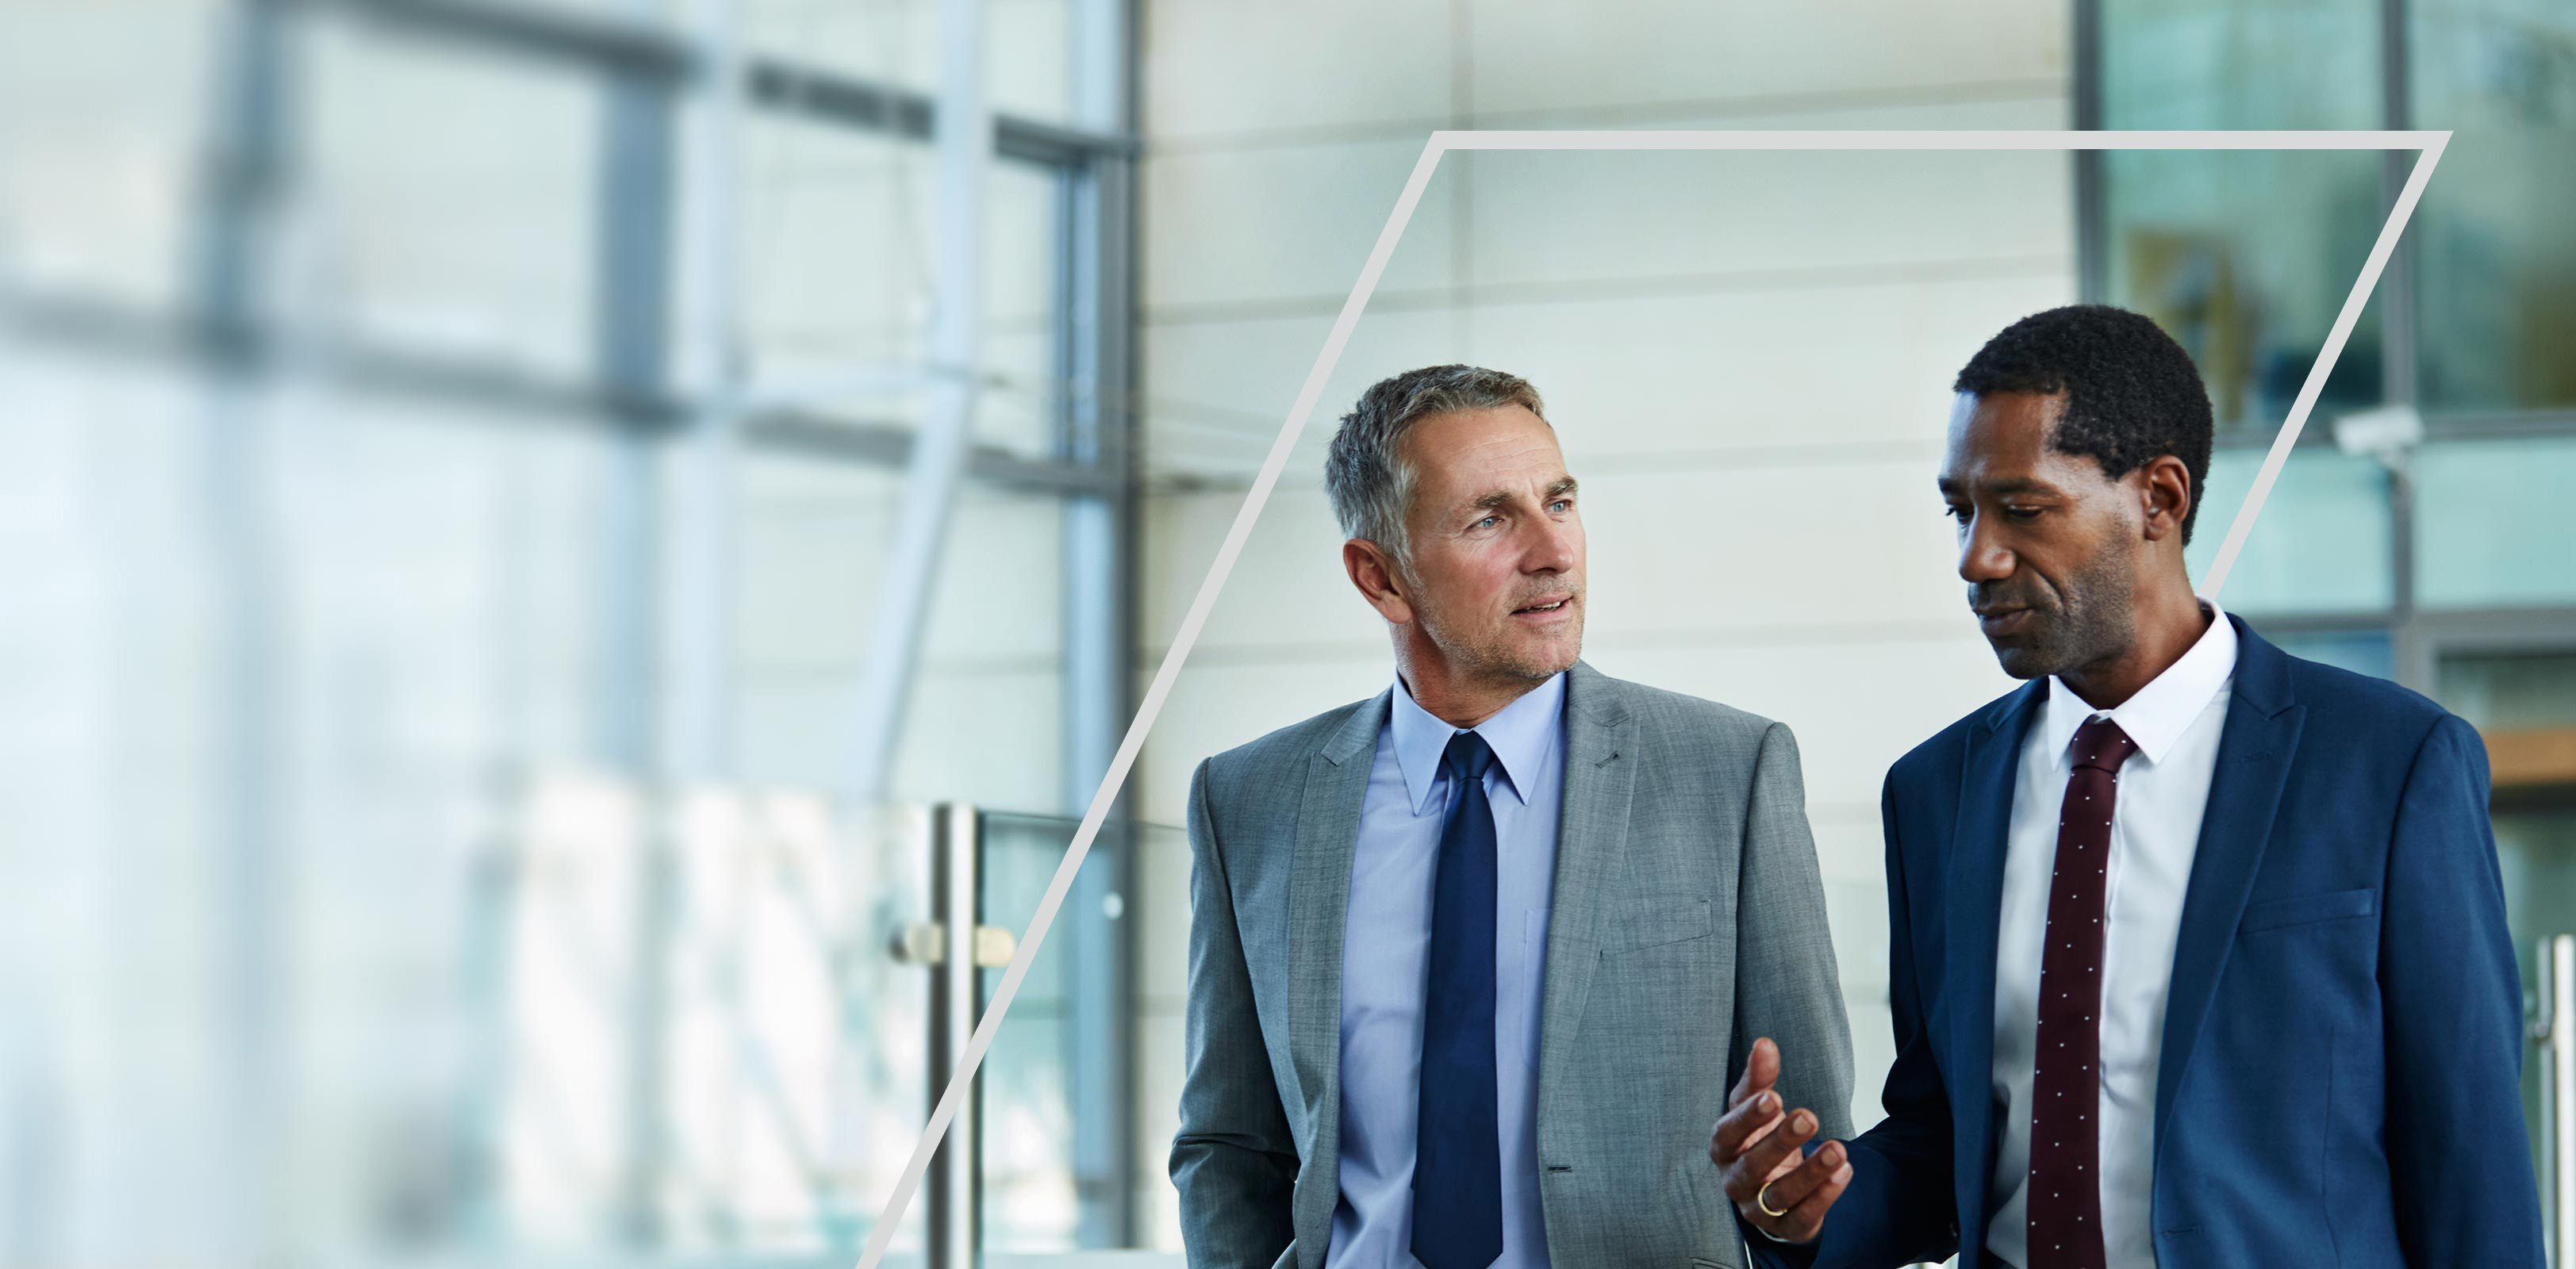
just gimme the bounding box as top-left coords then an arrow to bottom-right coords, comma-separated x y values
593,38 -> 678,777
2071,0 -> 2106,305
190,0 -> 294,1261
926,803 -> 985,1269
2378,0 -> 2425,692
1061,0 -> 1139,1240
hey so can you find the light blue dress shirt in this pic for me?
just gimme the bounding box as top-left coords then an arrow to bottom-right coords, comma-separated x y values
1326,669 -> 1567,1269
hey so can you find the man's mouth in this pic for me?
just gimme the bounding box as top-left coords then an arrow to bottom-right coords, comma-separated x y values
1512,596 -> 1574,618
1975,606 -> 2033,635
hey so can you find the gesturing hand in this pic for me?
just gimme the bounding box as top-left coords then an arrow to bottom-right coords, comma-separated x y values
1708,1036 -> 1852,1244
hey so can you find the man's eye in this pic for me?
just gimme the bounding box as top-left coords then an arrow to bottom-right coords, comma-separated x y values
2004,505 -> 2043,521
1943,505 -> 1970,521
1475,516 -> 1500,530
1549,500 -> 1572,512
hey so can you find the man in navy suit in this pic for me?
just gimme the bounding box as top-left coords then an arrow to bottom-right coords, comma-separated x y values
1708,305 -> 2545,1267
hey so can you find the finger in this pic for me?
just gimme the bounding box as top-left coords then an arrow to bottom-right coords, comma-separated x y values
1749,1137 -> 1846,1219
1776,1157 -> 1855,1244
1724,1105 -> 1819,1204
1708,1087 -> 1785,1166
1727,1036 -> 1781,1111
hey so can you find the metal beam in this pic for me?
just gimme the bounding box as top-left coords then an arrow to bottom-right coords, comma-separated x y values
0,292 -> 1122,496
2071,0 -> 2106,303
305,0 -> 1138,167
188,0 -> 294,1262
1058,0 -> 1140,1240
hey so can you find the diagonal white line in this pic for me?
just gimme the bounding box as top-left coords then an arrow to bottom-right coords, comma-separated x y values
1438,128 -> 2451,151
848,134 -> 1453,1269
2202,134 -> 2448,597
854,129 -> 2449,1265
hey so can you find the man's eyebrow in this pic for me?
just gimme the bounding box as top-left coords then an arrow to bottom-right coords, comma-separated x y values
1458,477 -> 1577,516
1937,475 -> 2062,497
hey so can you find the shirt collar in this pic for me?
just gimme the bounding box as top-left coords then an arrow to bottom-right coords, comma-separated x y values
1389,669 -> 1568,815
2040,598 -> 2238,770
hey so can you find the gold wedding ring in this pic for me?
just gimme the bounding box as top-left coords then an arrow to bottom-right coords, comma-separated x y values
1756,1179 -> 1793,1218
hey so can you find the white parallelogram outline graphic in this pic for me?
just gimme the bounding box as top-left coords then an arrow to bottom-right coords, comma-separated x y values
854,128 -> 2448,1267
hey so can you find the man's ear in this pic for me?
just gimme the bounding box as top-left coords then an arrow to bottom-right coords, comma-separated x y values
2138,454 -> 2194,544
1344,538 -> 1414,625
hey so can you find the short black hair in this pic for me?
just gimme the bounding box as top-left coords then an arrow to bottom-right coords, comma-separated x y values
1953,304 -> 2216,545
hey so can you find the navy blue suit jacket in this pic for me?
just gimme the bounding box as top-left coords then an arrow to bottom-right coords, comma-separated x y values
1764,616 -> 2543,1268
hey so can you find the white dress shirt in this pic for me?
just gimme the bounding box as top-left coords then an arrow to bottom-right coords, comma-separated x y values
1328,670 -> 1566,1269
1985,602 -> 2237,1269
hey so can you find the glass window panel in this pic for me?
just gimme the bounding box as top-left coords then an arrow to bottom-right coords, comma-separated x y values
2098,150 -> 2389,433
720,125 -> 1064,460
2098,0 -> 2389,432
725,115 -> 927,396
2440,650 -> 2576,731
0,0 -> 213,313
743,0 -> 1081,127
2410,0 -> 2576,412
2100,0 -> 2384,131
731,454 -> 1066,806
976,811 -> 1141,1251
303,20 -> 601,381
2265,628 -> 2394,680
2415,437 -> 2576,608
2186,445 -> 2394,614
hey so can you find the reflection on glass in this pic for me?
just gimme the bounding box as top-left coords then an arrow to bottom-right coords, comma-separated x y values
2415,438 -> 2576,609
976,812 -> 1186,1251
2411,0 -> 2576,413
2186,447 -> 2393,615
2100,149 -> 2389,431
2099,0 -> 2389,431
2438,650 -> 2576,1209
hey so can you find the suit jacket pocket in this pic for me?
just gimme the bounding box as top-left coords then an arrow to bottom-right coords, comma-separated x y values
1604,895 -> 1711,953
2239,886 -> 2375,934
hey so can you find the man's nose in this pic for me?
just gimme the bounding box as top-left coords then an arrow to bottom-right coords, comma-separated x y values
1524,512 -> 1579,573
1958,515 -> 2014,585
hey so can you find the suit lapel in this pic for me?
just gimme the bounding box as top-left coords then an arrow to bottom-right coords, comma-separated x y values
2152,619 -> 2303,1156
1944,678 -> 2044,1244
1285,690 -> 1386,1264
1535,661 -> 1637,1121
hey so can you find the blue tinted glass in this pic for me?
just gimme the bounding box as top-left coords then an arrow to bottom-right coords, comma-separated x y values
2415,438 -> 2576,609
2098,0 -> 2390,431
2264,628 -> 2395,681
2188,446 -> 2394,615
2411,0 -> 2576,412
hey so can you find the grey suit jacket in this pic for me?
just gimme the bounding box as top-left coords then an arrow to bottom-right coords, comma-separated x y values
1170,660 -> 1854,1268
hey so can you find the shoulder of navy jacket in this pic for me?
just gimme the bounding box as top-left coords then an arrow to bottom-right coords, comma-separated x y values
2222,612 -> 2299,719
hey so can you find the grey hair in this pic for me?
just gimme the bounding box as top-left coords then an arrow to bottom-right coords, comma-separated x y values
1323,364 -> 1548,564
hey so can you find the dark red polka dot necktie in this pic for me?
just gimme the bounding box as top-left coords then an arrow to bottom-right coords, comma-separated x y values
2026,716 -> 2136,1269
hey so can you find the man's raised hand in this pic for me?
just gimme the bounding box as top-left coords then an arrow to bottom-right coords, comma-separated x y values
1708,1036 -> 1852,1244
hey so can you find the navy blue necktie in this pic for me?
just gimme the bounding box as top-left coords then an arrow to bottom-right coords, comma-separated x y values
1413,730 -> 1503,1269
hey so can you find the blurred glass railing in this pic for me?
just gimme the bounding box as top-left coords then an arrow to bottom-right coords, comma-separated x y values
0,765 -> 1184,1268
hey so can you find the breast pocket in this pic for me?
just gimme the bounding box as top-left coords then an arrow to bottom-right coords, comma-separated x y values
2238,886 -> 2376,935
1604,895 -> 1711,953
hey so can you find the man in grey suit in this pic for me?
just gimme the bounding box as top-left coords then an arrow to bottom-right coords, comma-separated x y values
1169,364 -> 1856,1268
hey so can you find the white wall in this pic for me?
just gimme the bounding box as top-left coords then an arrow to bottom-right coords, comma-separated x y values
1130,0 -> 2075,1245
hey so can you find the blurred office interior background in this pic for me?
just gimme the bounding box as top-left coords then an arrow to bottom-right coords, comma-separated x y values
1,0 -> 2570,1265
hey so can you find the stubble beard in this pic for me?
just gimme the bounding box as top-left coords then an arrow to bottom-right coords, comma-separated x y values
1990,533 -> 2137,681
1411,565 -> 1584,688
